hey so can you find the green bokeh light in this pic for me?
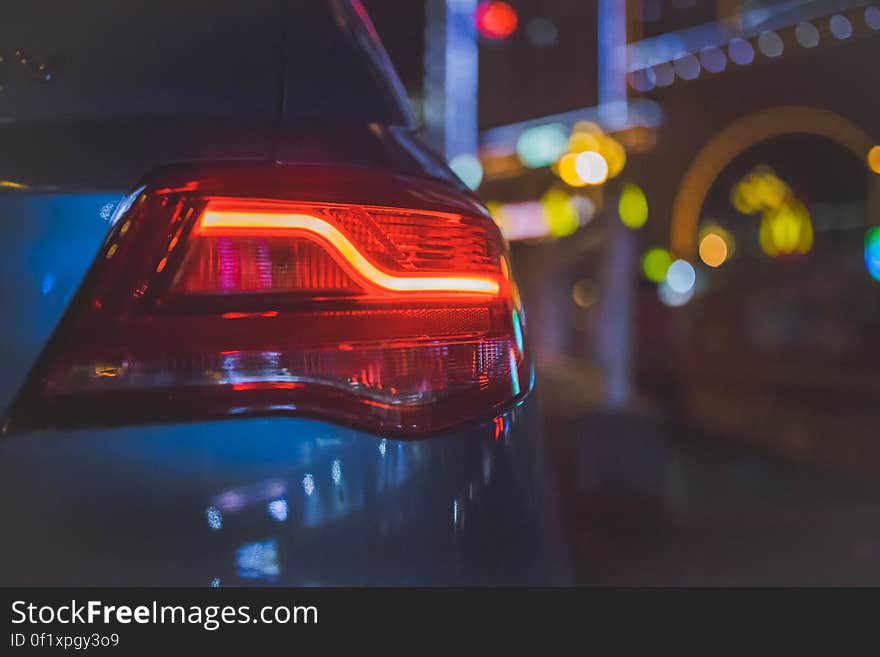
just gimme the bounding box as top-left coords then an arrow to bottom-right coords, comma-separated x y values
642,247 -> 673,283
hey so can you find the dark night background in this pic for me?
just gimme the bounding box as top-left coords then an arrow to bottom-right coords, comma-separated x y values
366,0 -> 880,584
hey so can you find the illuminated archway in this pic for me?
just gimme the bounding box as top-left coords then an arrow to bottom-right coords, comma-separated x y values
670,106 -> 875,258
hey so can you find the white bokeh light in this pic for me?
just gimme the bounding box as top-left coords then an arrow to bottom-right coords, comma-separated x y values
666,259 -> 696,295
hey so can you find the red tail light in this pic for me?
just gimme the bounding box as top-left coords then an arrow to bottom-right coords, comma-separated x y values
9,165 -> 530,434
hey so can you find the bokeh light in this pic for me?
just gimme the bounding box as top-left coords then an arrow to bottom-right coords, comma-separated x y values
795,21 -> 820,48
558,152 -> 588,187
666,259 -> 696,295
569,131 -> 600,154
599,136 -> 627,177
759,198 -> 814,256
865,227 -> 880,281
491,195 -> 594,241
829,14 -> 853,40
658,278 -> 694,307
699,233 -> 728,267
206,506 -> 222,530
866,6 -> 880,30
729,166 -> 814,258
731,165 -> 789,215
699,46 -> 727,73
526,17 -> 558,46
574,151 -> 609,185
618,183 -> 648,229
673,53 -> 701,80
652,62 -> 675,86
516,123 -> 569,168
728,38 -> 755,65
571,279 -> 597,308
449,153 -> 484,190
567,123 -> 626,178
867,145 -> 880,174
267,498 -> 288,522
758,31 -> 784,57
629,68 -> 656,92
476,1 -> 518,40
541,188 -> 580,237
642,247 -> 673,283
698,224 -> 735,268
489,200 -> 549,241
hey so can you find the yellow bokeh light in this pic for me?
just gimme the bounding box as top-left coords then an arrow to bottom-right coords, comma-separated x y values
699,232 -> 728,267
759,198 -> 813,256
600,135 -> 627,178
541,188 -> 580,237
731,166 -> 789,215
569,132 -> 600,154
754,172 -> 787,208
568,132 -> 626,179
486,201 -> 504,227
618,184 -> 648,229
868,146 -> 880,174
558,153 -> 588,187
731,179 -> 762,214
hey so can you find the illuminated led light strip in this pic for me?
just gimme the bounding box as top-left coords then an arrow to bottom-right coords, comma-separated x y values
197,210 -> 500,296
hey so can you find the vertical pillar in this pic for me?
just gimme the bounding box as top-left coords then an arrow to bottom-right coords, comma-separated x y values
598,0 -> 628,109
423,0 -> 479,160
596,208 -> 637,408
596,1 -> 636,409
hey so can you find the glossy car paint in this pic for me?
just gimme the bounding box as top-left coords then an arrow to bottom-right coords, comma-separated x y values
0,0 -> 569,584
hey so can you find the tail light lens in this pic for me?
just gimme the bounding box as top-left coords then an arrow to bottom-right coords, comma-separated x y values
9,165 -> 530,434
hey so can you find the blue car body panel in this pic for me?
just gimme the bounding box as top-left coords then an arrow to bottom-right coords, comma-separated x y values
0,193 -> 120,411
0,401 -> 566,586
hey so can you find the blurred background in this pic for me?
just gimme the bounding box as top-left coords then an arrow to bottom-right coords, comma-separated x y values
365,0 -> 880,584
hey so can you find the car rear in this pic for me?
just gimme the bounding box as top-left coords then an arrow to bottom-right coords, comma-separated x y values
0,0 -> 568,585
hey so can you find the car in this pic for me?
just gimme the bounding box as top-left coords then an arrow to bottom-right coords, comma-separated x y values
0,0 -> 568,585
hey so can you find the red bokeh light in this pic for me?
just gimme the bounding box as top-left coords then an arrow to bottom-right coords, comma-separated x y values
476,1 -> 518,40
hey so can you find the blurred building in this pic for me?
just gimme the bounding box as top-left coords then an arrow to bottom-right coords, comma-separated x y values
367,0 -> 880,473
